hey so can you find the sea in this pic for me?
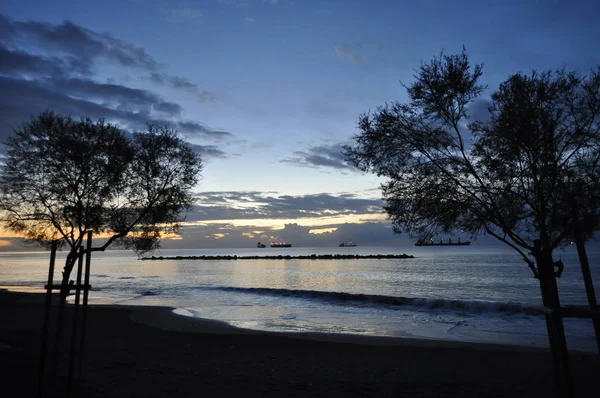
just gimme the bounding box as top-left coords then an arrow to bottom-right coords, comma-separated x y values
1,244 -> 599,352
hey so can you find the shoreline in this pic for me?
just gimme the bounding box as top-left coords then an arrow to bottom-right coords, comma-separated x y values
2,285 -> 594,354
2,288 -> 599,397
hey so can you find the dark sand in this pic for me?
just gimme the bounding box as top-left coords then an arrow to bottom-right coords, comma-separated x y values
1,288 -> 598,397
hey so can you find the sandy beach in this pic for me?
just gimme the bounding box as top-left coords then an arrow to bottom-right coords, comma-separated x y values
1,288 -> 598,397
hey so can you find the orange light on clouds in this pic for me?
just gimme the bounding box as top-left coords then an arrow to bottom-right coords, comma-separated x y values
182,213 -> 386,230
0,227 -> 23,239
0,239 -> 13,248
0,224 -> 183,241
308,227 -> 338,235
163,232 -> 183,240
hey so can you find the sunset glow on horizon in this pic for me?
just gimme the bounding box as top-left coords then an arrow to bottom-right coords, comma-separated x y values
1,0 -> 598,249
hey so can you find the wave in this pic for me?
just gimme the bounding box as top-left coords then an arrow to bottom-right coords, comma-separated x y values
211,286 -> 543,315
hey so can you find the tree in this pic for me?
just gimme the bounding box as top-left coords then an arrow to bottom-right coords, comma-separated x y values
0,111 -> 203,305
343,50 -> 600,396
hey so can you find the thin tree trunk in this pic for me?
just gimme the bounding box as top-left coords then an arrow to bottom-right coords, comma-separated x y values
59,251 -> 77,308
52,249 -> 77,388
535,239 -> 573,398
573,232 -> 600,353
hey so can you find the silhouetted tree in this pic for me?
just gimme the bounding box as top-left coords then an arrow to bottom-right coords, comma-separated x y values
344,50 -> 600,396
0,111 -> 203,305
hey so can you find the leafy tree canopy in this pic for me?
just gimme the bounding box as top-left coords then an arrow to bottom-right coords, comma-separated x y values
344,50 -> 600,275
0,111 -> 203,298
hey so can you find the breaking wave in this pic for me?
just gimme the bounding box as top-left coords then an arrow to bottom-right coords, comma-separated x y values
212,286 -> 543,315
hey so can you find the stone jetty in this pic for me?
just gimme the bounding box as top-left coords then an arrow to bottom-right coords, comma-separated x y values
139,253 -> 414,261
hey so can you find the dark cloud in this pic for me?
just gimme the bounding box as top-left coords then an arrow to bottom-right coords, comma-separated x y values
176,121 -> 233,139
54,78 -> 163,108
187,143 -> 227,159
189,191 -> 383,221
153,101 -> 183,116
149,72 -> 217,102
0,14 -> 15,38
280,142 -> 359,172
0,77 -> 229,144
0,43 -> 87,77
2,17 -> 161,71
0,13 -> 230,159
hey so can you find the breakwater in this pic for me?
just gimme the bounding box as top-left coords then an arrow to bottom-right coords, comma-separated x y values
140,253 -> 414,261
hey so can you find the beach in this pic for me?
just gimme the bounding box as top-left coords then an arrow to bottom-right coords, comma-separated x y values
1,288 -> 598,397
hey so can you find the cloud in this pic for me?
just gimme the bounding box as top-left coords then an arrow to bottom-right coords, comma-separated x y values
0,188 -> 393,250
54,78 -> 166,109
154,221 -> 403,249
1,16 -> 162,71
0,76 -> 228,142
153,101 -> 183,116
176,121 -> 233,139
0,13 -> 230,158
1,13 -> 216,98
280,142 -> 359,172
189,191 -> 383,221
335,45 -> 364,64
187,143 -> 228,159
0,42 -> 89,77
149,72 -> 217,102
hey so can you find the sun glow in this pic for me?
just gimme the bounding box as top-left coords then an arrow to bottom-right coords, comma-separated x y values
182,213 -> 386,229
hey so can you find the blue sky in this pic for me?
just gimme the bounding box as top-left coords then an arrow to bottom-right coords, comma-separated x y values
1,0 -> 599,249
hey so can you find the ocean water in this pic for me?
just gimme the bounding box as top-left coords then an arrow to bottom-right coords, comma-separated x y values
1,244 -> 599,352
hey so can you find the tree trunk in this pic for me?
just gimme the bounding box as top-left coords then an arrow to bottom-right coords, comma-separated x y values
59,250 -> 78,308
534,239 -> 573,397
573,233 -> 600,353
571,211 -> 600,353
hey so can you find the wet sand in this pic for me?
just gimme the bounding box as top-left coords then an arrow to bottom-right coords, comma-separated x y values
1,288 -> 597,397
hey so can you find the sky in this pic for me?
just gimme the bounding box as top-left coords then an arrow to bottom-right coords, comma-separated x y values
0,0 -> 599,250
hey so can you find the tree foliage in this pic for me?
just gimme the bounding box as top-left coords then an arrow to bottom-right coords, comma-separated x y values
344,50 -> 600,276
0,111 -> 203,300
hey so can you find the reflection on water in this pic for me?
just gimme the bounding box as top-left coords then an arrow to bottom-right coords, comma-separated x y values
1,246 -> 599,352
133,259 -> 179,277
